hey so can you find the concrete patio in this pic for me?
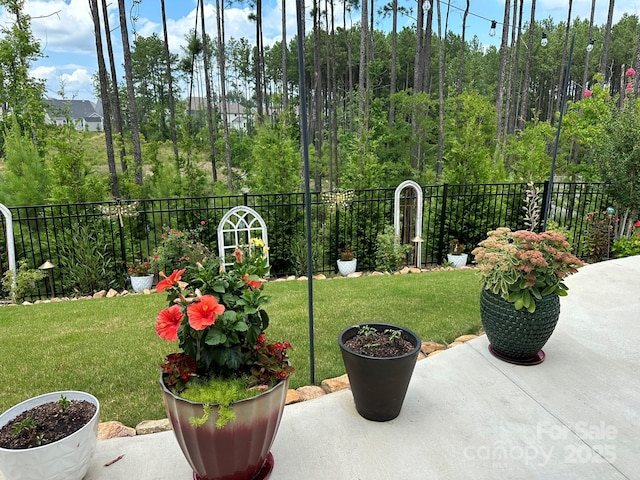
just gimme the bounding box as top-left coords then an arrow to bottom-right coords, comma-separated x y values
10,256 -> 640,480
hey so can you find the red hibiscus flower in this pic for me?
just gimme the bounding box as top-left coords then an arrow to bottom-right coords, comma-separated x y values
156,268 -> 186,293
242,273 -> 261,289
187,295 -> 225,330
156,305 -> 184,341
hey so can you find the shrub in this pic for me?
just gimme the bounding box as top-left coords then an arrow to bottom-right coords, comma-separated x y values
612,235 -> 640,258
151,224 -> 211,276
375,226 -> 412,272
289,233 -> 322,276
58,223 -> 117,295
1,259 -> 45,303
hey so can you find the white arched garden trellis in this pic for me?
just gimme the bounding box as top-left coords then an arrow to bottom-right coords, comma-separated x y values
217,206 -> 269,272
0,203 -> 16,292
394,180 -> 424,268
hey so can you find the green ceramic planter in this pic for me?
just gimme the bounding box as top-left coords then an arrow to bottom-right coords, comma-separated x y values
480,289 -> 560,365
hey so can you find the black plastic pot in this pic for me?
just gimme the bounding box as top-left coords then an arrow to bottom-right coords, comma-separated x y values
339,322 -> 421,422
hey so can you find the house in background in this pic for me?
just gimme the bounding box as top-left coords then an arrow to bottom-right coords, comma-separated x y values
187,97 -> 251,132
44,99 -> 104,132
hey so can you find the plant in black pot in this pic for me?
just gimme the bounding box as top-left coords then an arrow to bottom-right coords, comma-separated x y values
338,323 -> 421,422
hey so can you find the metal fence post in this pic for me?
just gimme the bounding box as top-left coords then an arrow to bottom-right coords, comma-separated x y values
437,183 -> 448,265
541,180 -> 550,230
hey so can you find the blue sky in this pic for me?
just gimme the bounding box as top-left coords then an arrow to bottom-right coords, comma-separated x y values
2,0 -> 639,101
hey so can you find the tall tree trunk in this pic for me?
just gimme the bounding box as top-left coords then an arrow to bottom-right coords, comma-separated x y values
160,0 -> 180,184
413,0 -> 424,93
358,0 -> 368,139
435,0 -> 444,181
503,0 -> 522,142
581,0 -> 596,97
600,0 -> 615,82
117,0 -> 143,186
424,6 -> 433,94
313,0 -> 323,190
344,5 -> 353,132
456,0 -> 469,97
215,0 -> 233,192
199,0 -> 218,185
255,0 -> 264,123
89,0 -> 119,198
325,0 -> 336,190
388,0 -> 398,126
495,1 -> 511,143
518,0 -> 537,129
99,0 -> 126,174
410,0 -> 425,170
281,0 -> 288,110
554,0 -> 572,118
329,0 -> 338,189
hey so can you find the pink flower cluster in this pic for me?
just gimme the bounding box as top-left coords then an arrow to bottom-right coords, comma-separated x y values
472,227 -> 584,303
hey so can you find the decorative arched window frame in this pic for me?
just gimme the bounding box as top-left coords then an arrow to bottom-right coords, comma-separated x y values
217,206 -> 269,272
394,181 -> 424,267
0,203 -> 16,291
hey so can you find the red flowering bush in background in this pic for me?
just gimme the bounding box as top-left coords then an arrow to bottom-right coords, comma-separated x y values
156,243 -> 293,394
472,227 -> 584,313
151,223 -> 211,278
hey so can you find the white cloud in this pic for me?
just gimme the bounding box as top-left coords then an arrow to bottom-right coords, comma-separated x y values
60,68 -> 92,85
30,65 -> 56,82
26,0 -> 96,55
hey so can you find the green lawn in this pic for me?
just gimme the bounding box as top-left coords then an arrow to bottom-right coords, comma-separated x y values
0,270 -> 482,427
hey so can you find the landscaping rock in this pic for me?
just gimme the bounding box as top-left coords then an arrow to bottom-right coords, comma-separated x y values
313,274 -> 327,280
98,421 -> 136,440
454,334 -> 478,343
421,341 -> 447,354
296,386 -> 326,401
428,349 -> 446,357
93,290 -> 107,299
448,341 -> 463,348
286,389 -> 302,404
106,288 -> 119,298
321,374 -> 350,393
135,419 -> 171,435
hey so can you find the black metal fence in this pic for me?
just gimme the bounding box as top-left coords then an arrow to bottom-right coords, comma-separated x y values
0,182 -> 610,299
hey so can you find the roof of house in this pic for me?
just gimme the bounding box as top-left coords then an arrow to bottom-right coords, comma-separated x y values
44,99 -> 102,121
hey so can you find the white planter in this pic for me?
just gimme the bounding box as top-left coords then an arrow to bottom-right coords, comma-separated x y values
130,274 -> 154,292
337,259 -> 357,276
0,391 -> 100,480
447,253 -> 468,268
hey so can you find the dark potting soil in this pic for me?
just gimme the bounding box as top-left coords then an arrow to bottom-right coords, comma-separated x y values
0,399 -> 96,449
345,331 -> 414,357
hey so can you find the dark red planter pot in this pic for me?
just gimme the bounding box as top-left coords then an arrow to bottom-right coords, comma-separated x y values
339,323 -> 421,422
160,375 -> 289,480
